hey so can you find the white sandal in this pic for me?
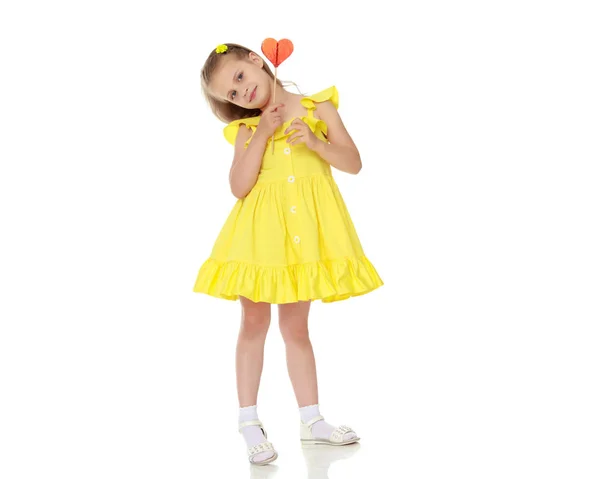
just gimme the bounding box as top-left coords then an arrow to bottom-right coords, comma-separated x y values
300,415 -> 360,446
239,420 -> 278,465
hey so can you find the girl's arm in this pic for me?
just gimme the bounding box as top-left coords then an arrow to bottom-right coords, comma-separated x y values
229,104 -> 285,199
312,101 -> 362,174
228,125 -> 269,199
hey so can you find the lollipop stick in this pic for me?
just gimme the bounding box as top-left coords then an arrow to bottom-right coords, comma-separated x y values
271,67 -> 277,154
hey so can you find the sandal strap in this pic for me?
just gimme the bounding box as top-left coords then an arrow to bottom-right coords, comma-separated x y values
330,424 -> 355,442
248,440 -> 274,457
303,414 -> 325,428
238,419 -> 263,432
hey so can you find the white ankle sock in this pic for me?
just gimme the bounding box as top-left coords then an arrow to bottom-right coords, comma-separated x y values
299,403 -> 357,442
239,405 -> 275,463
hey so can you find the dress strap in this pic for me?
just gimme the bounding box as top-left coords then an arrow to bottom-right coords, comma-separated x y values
300,86 -> 339,113
223,116 -> 261,146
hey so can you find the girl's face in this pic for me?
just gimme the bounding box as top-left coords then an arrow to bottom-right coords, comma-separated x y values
209,52 -> 272,110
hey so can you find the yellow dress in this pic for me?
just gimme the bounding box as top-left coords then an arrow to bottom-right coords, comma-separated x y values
193,86 -> 383,304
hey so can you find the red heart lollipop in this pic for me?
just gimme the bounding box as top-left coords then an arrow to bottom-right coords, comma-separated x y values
261,38 -> 294,67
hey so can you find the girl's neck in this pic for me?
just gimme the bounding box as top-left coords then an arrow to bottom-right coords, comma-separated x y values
261,83 -> 299,111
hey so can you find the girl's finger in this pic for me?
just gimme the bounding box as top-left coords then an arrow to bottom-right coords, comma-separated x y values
267,103 -> 285,113
284,123 -> 304,135
291,118 -> 306,127
288,133 -> 304,144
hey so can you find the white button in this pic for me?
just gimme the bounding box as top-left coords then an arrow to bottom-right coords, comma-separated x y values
290,205 -> 296,214
288,175 -> 295,183
283,147 -> 291,155
294,236 -> 301,244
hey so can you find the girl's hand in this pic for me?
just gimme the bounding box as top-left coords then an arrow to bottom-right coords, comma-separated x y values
284,119 -> 320,150
256,103 -> 285,138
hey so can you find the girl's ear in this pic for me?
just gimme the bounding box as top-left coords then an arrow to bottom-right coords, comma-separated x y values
248,51 -> 264,68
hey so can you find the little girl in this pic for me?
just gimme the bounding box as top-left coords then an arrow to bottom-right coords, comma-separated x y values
193,42 -> 383,465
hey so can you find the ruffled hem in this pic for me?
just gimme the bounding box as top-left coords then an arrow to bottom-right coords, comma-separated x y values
193,255 -> 383,304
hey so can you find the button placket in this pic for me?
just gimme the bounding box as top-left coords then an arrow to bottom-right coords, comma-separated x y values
285,142 -> 301,248
286,143 -> 295,183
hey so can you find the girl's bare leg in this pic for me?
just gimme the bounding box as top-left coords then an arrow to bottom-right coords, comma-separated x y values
278,300 -> 358,443
236,296 -> 275,464
278,300 -> 317,407
237,296 -> 271,407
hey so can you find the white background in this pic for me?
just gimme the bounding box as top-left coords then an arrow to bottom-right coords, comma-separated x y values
1,1 -> 599,478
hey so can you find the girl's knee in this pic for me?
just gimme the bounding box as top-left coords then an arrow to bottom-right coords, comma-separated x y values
242,312 -> 270,332
279,317 -> 309,344
280,327 -> 309,344
240,297 -> 271,337
278,301 -> 311,343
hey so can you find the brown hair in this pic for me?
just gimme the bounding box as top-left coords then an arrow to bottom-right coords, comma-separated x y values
200,43 -> 283,123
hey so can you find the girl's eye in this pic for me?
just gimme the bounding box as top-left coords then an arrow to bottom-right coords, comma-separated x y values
230,73 -> 243,100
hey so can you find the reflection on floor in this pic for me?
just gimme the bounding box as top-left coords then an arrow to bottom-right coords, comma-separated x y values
249,443 -> 361,479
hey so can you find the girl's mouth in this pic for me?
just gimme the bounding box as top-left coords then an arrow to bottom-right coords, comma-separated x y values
250,86 -> 257,102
